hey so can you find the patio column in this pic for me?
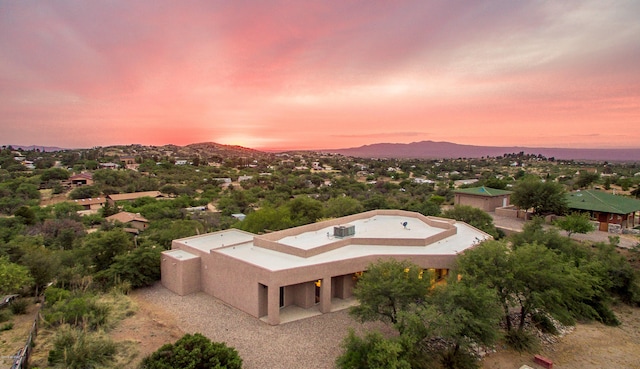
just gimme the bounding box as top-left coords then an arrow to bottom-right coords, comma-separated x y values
267,284 -> 280,325
319,276 -> 332,313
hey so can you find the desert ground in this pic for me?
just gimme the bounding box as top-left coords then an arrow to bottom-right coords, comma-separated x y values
111,284 -> 640,369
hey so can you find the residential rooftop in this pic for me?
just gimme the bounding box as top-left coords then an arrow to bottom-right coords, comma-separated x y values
172,210 -> 491,272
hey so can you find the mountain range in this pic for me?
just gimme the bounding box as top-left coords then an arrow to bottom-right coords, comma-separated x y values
322,141 -> 640,161
6,141 -> 640,161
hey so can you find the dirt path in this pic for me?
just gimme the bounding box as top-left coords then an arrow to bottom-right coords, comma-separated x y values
109,290 -> 184,367
482,304 -> 640,369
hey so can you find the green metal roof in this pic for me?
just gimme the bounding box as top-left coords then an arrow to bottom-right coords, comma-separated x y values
454,186 -> 513,197
566,190 -> 640,214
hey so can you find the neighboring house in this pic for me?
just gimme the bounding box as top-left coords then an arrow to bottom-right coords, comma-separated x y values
231,213 -> 246,221
99,162 -> 120,170
121,156 -> 136,165
106,211 -> 149,231
161,209 -> 491,325
71,197 -> 106,211
453,179 -> 479,187
107,191 -> 166,203
566,190 -> 640,231
69,173 -> 94,186
454,186 -> 513,212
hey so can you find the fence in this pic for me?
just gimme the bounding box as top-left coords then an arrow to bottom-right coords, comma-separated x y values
9,300 -> 42,369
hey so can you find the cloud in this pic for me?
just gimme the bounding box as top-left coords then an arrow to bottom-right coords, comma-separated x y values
1,1 -> 639,149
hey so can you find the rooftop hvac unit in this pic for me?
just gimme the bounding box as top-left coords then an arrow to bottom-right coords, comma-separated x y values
334,224 -> 355,238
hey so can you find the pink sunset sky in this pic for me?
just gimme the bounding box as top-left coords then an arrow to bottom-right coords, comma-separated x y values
1,1 -> 639,151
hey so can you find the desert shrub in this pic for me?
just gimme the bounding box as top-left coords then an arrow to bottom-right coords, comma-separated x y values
531,311 -> 559,335
0,309 -> 11,322
44,295 -> 110,330
47,327 -> 118,369
504,329 -> 539,353
44,287 -> 72,304
9,298 -> 29,315
439,347 -> 481,369
139,333 -> 242,369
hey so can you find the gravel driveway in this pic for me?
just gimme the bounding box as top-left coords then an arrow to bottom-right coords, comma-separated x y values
136,285 -> 391,369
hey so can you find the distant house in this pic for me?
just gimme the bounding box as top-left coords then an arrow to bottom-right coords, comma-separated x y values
237,175 -> 253,182
69,173 -> 94,186
231,213 -> 246,221
566,190 -> 640,231
121,156 -> 136,165
175,160 -> 188,166
100,162 -> 120,170
106,211 -> 149,231
71,197 -> 106,211
454,186 -> 513,212
453,179 -> 479,187
107,191 -> 167,204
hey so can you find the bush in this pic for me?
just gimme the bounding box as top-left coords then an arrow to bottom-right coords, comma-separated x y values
9,298 -> 29,315
139,333 -> 242,369
0,309 -> 11,323
48,327 -> 118,369
44,287 -> 72,304
531,311 -> 559,335
44,295 -> 110,330
0,322 -> 13,331
504,329 -> 539,352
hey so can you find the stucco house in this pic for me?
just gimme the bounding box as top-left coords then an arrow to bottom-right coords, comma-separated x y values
454,186 -> 513,212
69,172 -> 94,186
107,191 -> 167,204
566,190 -> 640,231
105,211 -> 149,231
161,209 -> 491,325
71,197 -> 106,211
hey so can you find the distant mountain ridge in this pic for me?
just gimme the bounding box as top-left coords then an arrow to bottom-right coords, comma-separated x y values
6,145 -> 67,152
324,141 -> 640,161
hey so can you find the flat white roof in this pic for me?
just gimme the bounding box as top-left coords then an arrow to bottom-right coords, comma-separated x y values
277,215 -> 441,250
165,249 -> 199,260
171,211 -> 491,271
176,230 -> 254,253
220,219 -> 488,272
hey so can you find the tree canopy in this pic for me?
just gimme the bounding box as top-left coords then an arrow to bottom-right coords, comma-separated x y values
511,178 -> 567,215
555,212 -> 595,238
139,333 -> 242,369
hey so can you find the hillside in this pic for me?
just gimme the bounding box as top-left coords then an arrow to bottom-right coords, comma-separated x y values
324,141 -> 640,161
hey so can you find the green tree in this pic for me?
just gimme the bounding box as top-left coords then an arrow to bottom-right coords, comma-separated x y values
82,230 -> 133,272
236,206 -> 294,234
139,333 -> 242,369
20,244 -> 60,297
556,212 -> 595,238
442,205 -> 499,238
511,178 -> 567,215
95,244 -> 162,289
0,257 -> 33,295
575,172 -> 600,189
350,259 -> 430,327
14,205 -> 36,225
456,240 -> 598,333
40,167 -> 70,182
336,330 -> 411,369
69,185 -> 102,199
286,196 -> 323,225
324,196 -> 364,218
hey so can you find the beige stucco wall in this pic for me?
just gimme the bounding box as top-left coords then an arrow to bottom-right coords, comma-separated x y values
455,193 -> 510,212
161,253 -> 201,296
